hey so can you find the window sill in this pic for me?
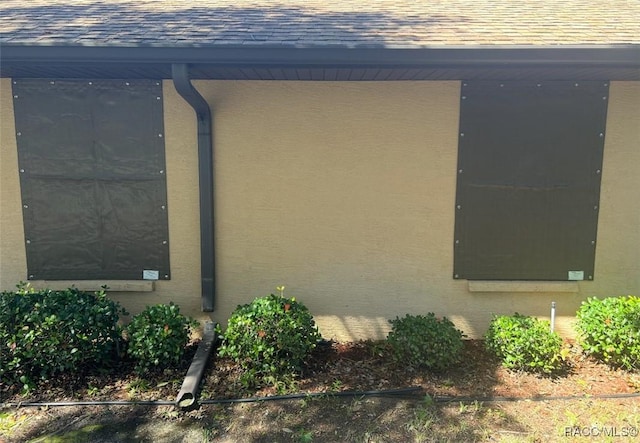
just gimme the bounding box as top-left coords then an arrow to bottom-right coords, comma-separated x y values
468,281 -> 580,293
29,280 -> 155,292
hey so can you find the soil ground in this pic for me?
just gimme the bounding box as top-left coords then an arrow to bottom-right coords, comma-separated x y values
1,340 -> 639,442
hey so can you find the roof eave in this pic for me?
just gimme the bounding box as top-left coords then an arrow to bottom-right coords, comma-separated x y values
2,44 -> 639,80
2,44 -> 639,67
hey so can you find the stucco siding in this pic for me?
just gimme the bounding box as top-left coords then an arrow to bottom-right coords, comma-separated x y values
1,79 -> 638,340
592,82 -> 640,294
203,80 -> 464,339
0,78 -> 27,289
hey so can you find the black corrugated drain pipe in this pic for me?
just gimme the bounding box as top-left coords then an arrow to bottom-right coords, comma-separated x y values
6,391 -> 640,409
171,63 -> 215,312
175,322 -> 219,410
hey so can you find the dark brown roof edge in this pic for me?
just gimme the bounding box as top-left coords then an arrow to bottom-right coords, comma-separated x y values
2,45 -> 638,80
2,44 -> 639,67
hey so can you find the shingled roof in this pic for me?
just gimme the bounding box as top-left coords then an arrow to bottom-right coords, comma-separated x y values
1,0 -> 639,80
2,0 -> 640,47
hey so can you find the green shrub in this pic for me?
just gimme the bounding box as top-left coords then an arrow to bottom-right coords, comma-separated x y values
485,313 -> 564,374
0,283 -> 127,390
386,313 -> 465,371
126,303 -> 199,374
218,292 -> 322,387
576,295 -> 640,370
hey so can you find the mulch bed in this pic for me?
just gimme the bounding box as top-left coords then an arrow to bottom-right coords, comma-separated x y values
2,340 -> 638,405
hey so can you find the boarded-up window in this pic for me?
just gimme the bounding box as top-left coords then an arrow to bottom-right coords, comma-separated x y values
453,81 -> 608,281
13,79 -> 170,281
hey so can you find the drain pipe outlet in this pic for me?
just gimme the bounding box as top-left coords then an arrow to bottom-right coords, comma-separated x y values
171,63 -> 215,312
176,321 -> 219,410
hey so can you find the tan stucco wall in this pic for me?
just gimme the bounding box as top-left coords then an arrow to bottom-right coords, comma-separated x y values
0,78 -> 27,288
204,80 -> 464,339
1,78 -> 638,340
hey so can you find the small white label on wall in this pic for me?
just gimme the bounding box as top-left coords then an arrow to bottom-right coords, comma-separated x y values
568,270 -> 584,281
143,270 -> 159,280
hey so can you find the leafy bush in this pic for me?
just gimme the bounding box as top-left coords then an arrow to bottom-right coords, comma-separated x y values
126,303 -> 199,374
0,283 -> 127,390
485,313 -> 564,374
218,291 -> 322,386
576,295 -> 640,370
386,313 -> 465,371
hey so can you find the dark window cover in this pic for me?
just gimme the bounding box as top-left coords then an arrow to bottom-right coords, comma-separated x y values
454,81 -> 609,281
13,79 -> 170,280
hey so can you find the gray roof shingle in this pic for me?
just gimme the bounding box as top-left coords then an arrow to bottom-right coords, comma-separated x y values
1,0 -> 639,48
